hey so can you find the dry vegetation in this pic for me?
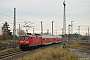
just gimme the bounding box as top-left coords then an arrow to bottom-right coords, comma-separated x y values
18,44 -> 78,60
0,40 -> 13,45
0,39 -> 18,46
0,47 -> 19,54
67,40 -> 90,49
0,40 -> 19,53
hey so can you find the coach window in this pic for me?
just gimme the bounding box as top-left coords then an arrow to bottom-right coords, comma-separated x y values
54,38 -> 56,40
52,38 -> 56,40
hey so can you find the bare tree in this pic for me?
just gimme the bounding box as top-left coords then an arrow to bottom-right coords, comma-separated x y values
17,29 -> 26,36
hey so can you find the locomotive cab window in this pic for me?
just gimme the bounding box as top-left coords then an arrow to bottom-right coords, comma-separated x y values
20,37 -> 24,40
20,36 -> 29,40
25,37 -> 28,40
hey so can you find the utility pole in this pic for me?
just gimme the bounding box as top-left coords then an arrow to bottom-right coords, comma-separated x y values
78,26 -> 80,40
71,21 -> 74,41
19,24 -> 20,37
40,21 -> 43,35
33,28 -> 34,34
55,27 -> 57,35
52,21 -> 54,36
88,27 -> 89,40
61,28 -> 63,36
55,30 -> 57,35
13,7 -> 16,48
47,29 -> 49,34
62,0 -> 66,48
86,31 -> 87,38
68,25 -> 71,42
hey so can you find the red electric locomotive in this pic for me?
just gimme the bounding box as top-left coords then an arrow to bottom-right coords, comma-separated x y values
19,33 -> 42,49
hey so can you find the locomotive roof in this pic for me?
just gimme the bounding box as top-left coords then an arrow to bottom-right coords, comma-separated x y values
20,34 -> 41,37
41,34 -> 52,38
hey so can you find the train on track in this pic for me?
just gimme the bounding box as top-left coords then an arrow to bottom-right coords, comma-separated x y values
19,33 -> 62,50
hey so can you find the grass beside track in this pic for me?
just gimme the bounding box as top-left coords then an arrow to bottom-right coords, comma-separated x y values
66,40 -> 90,49
0,40 -> 18,47
0,47 -> 19,55
0,40 -> 19,50
18,44 -> 78,60
0,40 -> 13,44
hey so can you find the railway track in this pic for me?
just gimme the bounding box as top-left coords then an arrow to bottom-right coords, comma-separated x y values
0,44 -> 60,60
0,50 -> 30,60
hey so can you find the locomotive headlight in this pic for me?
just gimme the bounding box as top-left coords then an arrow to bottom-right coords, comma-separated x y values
25,41 -> 29,43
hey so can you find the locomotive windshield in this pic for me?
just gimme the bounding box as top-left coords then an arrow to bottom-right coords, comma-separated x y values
20,36 -> 29,40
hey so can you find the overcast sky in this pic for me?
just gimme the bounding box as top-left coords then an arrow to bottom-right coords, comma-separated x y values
0,0 -> 90,35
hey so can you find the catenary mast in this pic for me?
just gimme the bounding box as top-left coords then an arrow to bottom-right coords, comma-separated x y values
62,0 -> 66,48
